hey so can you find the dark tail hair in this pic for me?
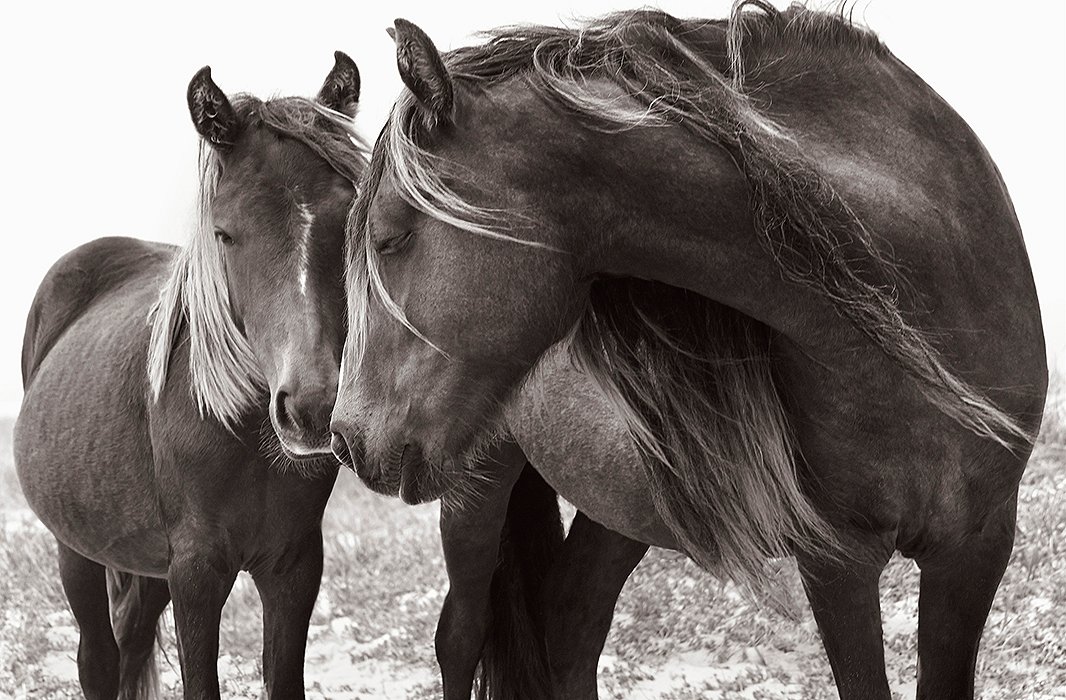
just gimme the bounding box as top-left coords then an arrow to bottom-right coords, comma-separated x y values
106,570 -> 162,700
475,463 -> 565,700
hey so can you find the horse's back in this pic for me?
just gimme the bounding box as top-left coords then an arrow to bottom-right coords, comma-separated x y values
15,236 -> 175,574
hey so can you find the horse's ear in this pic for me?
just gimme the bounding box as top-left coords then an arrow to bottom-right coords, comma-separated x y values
187,66 -> 238,151
317,51 -> 361,118
389,18 -> 453,126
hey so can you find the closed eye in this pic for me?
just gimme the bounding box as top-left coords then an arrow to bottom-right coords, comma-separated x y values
376,230 -> 414,256
214,227 -> 234,245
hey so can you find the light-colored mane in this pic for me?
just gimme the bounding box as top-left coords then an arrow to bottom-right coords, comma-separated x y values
148,96 -> 367,430
146,142 -> 264,429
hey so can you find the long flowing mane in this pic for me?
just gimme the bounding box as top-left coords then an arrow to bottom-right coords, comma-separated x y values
349,3 -> 1031,587
148,96 -> 367,430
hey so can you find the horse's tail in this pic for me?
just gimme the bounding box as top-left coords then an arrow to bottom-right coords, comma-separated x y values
106,569 -> 163,700
475,463 -> 564,700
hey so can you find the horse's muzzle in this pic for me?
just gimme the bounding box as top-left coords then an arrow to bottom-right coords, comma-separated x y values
331,428 -> 403,497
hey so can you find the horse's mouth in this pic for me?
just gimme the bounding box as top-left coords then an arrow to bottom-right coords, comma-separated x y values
354,463 -> 402,497
278,438 -> 334,463
392,424 -> 508,505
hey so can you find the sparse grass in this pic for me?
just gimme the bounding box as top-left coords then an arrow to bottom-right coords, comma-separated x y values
1,379 -> 1064,699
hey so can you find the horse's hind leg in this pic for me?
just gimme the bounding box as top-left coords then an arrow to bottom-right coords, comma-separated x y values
57,541 -> 120,699
251,529 -> 324,699
542,513 -> 648,699
109,571 -> 171,699
797,538 -> 894,700
914,496 -> 1017,700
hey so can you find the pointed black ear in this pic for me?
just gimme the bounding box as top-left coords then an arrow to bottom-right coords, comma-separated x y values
317,51 -> 361,118
390,18 -> 453,126
187,66 -> 238,151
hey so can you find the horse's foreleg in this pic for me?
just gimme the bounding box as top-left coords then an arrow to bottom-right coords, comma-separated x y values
168,544 -> 237,700
57,541 -> 120,700
797,540 -> 894,700
542,512 -> 648,699
914,496 -> 1016,700
435,446 -> 525,700
251,529 -> 324,700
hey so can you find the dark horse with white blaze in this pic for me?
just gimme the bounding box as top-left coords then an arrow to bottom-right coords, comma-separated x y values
15,57 -> 364,699
332,4 -> 1048,700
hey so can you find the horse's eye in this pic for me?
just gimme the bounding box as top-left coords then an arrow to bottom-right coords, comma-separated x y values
377,230 -> 414,256
214,228 -> 234,246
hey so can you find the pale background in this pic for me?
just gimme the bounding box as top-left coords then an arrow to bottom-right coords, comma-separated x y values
1,0 -> 1063,417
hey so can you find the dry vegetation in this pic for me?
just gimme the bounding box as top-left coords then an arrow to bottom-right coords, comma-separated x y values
1,375 -> 1064,699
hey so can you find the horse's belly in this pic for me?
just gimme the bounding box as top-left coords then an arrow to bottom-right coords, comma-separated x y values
16,456 -> 170,576
510,347 -> 677,548
15,331 -> 169,576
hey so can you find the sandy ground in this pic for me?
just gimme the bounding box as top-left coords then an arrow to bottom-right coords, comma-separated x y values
2,384 -> 1064,699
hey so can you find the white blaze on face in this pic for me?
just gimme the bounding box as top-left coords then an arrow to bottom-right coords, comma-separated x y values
296,201 -> 315,297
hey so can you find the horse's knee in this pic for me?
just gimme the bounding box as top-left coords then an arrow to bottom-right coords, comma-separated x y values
434,590 -> 492,700
435,590 -> 489,662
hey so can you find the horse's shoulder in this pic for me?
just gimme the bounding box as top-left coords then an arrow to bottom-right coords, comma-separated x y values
22,236 -> 177,386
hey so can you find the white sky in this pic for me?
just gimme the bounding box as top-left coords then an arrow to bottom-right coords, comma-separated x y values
1,1 -> 1062,416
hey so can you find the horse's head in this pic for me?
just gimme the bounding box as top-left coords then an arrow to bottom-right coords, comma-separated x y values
180,55 -> 362,461
332,22 -> 595,502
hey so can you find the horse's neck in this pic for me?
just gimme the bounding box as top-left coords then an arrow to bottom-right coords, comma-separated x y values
587,46 -> 967,365
144,298 -> 275,459
589,124 -> 852,363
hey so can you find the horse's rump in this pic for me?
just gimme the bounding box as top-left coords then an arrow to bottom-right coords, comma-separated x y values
21,236 -> 174,387
16,237 -> 176,572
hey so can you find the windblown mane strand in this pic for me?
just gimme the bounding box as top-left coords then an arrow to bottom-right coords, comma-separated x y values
727,0 -> 887,88
344,117 -> 451,365
148,96 -> 367,430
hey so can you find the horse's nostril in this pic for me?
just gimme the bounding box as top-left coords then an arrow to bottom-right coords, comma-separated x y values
275,388 -> 328,436
274,390 -> 294,430
331,432 -> 355,471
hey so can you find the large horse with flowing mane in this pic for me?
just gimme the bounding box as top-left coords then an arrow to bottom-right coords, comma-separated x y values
332,4 -> 1048,699
15,57 -> 364,698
